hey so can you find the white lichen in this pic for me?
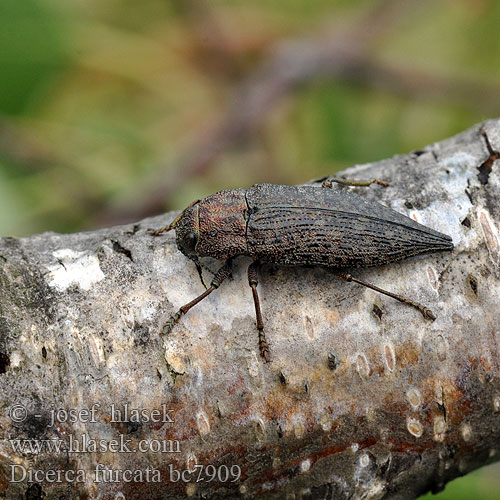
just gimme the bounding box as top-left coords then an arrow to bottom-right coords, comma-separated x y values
46,249 -> 104,291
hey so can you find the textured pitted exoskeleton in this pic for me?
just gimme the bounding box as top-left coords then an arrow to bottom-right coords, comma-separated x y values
150,181 -> 454,362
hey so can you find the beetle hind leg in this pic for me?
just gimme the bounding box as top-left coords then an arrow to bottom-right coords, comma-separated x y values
248,261 -> 270,362
329,269 -> 436,320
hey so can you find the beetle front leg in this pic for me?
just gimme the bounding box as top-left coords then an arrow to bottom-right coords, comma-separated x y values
329,269 -> 436,320
321,177 -> 389,188
161,259 -> 232,335
248,260 -> 270,363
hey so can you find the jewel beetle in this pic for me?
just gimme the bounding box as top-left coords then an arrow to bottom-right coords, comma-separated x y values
150,178 -> 453,362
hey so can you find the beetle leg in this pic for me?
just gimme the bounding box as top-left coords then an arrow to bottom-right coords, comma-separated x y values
161,260 -> 232,335
329,269 -> 436,320
248,260 -> 270,363
321,177 -> 389,188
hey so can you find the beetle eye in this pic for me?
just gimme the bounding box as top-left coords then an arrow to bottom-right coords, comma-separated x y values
182,231 -> 198,253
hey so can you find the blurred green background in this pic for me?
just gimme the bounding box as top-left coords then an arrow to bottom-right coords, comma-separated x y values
0,0 -> 499,496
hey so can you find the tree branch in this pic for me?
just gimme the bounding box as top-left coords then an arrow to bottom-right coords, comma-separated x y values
1,119 -> 499,499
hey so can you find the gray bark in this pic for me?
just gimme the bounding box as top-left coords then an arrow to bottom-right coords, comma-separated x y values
0,119 -> 499,500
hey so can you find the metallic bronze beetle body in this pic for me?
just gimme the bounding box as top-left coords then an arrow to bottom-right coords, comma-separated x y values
152,181 -> 454,362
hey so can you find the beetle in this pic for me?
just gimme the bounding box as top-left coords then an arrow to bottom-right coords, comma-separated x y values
150,178 -> 454,362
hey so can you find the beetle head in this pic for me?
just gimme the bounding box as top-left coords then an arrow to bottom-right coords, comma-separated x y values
174,202 -> 200,257
170,201 -> 210,288
163,189 -> 248,262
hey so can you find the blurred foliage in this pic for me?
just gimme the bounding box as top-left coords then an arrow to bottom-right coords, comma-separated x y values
0,0 -> 69,115
1,0 -> 500,236
0,0 -> 499,497
421,462 -> 500,500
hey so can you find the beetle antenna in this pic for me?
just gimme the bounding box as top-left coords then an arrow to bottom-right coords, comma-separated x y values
148,199 -> 200,236
148,212 -> 183,236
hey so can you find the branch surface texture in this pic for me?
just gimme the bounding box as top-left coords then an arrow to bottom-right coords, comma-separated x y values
0,120 -> 499,500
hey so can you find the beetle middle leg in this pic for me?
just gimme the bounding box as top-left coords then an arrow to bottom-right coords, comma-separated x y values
248,260 -> 270,362
329,269 -> 436,320
321,177 -> 389,188
161,259 -> 232,335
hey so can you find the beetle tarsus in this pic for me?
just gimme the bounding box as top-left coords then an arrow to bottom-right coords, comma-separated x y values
161,311 -> 182,335
258,329 -> 270,363
421,307 -> 436,321
321,177 -> 389,189
396,296 -> 436,321
248,261 -> 270,362
160,260 -> 232,336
